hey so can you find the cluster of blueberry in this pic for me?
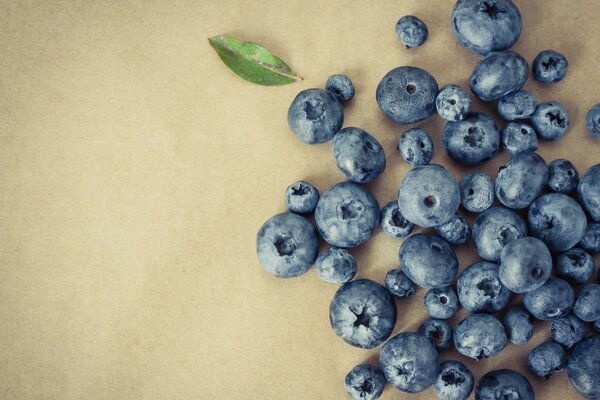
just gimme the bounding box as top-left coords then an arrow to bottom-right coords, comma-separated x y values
256,0 -> 600,399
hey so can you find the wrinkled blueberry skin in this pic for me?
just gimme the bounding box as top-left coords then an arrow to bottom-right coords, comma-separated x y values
380,332 -> 440,393
325,74 -> 355,103
436,214 -> 471,245
454,314 -> 507,360
396,15 -> 429,48
469,51 -> 529,101
472,207 -> 528,262
287,88 -> 343,144
399,233 -> 459,289
496,151 -> 549,210
573,284 -> 600,322
442,112 -> 501,166
497,90 -> 537,121
332,127 -> 386,184
502,307 -> 534,345
475,369 -> 534,400
380,201 -> 414,239
499,237 -> 552,293
398,164 -> 461,228
547,159 -> 579,193
531,102 -> 569,141
527,193 -> 588,252
533,50 -> 568,83
434,360 -> 474,400
385,268 -> 416,299
419,319 -> 453,352
315,247 -> 357,284
586,103 -> 600,140
376,66 -> 439,125
329,279 -> 397,349
556,248 -> 595,285
527,342 -> 566,379
551,314 -> 587,349
578,163 -> 600,222
398,128 -> 434,167
580,223 -> 600,253
501,122 -> 538,156
425,287 -> 459,319
436,84 -> 472,121
567,336 -> 600,399
315,182 -> 380,248
457,261 -> 511,313
459,172 -> 494,213
523,278 -> 574,320
451,0 -> 522,56
285,181 -> 320,214
256,212 -> 318,278
344,364 -> 386,400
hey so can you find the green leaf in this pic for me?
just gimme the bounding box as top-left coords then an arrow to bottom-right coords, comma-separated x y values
208,35 -> 301,86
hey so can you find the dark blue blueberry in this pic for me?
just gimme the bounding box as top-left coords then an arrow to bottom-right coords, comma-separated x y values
501,122 -> 538,157
398,127 -> 434,167
442,112 -> 501,166
495,151 -> 549,210
586,103 -> 600,140
436,84 -> 472,121
287,88 -> 343,144
523,278 -> 574,320
332,127 -> 386,184
285,181 -> 320,213
424,287 -> 459,319
547,159 -> 579,193
395,15 -> 428,48
469,51 -> 528,101
451,0 -> 522,55
567,336 -> 600,399
472,207 -> 528,262
344,364 -> 386,400
399,233 -> 459,289
325,74 -> 355,103
376,66 -> 439,125
573,284 -> 600,322
315,182 -> 379,248
315,247 -> 357,284
419,319 -> 453,352
380,332 -> 440,393
385,268 -> 416,299
497,90 -> 537,121
329,279 -> 397,349
435,214 -> 471,245
433,360 -> 474,400
580,222 -> 600,253
527,342 -> 566,379
533,50 -> 568,83
475,369 -> 534,400
380,201 -> 414,239
502,307 -> 534,345
556,248 -> 595,285
531,101 -> 569,141
256,212 -> 318,278
578,163 -> 600,222
454,314 -> 507,360
398,164 -> 460,228
459,172 -> 494,213
551,314 -> 587,349
499,237 -> 552,293
457,261 -> 511,313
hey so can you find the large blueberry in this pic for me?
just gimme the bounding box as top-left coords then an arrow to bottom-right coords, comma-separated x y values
398,127 -> 434,167
573,284 -> 600,322
395,15 -> 429,49
332,127 -> 386,183
433,360 -> 474,400
436,84 -> 472,122
556,247 -> 595,285
495,151 -> 549,210
567,336 -> 600,399
497,90 -> 536,121
475,370 -> 534,400
380,201 -> 414,239
578,163 -> 600,222
454,314 -> 507,360
424,287 -> 459,319
533,50 -> 568,83
527,342 -> 566,379
315,247 -> 357,284
551,314 -> 587,349
344,364 -> 386,400
586,103 -> 600,140
287,88 -> 343,144
435,214 -> 471,245
457,261 -> 511,313
329,279 -> 397,349
256,212 -> 318,278
442,112 -> 500,166
419,319 -> 453,352
501,122 -> 538,157
580,222 -> 600,253
459,172 -> 494,213
385,268 -> 416,299
469,51 -> 528,101
399,234 -> 459,289
325,74 -> 355,103
472,207 -> 528,262
531,102 -> 569,141
502,307 -> 534,345
547,159 -> 579,193
285,181 -> 320,214
499,237 -> 552,293
523,277 -> 574,320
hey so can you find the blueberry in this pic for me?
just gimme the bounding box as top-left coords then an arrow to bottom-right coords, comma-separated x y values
451,0 -> 522,55
472,207 -> 528,262
332,127 -> 386,184
424,287 -> 459,319
567,336 -> 600,399
329,279 -> 397,349
380,332 -> 440,393
376,66 -> 439,125
380,201 -> 414,239
573,283 -> 600,322
315,182 -> 379,248
454,314 -> 507,360
398,128 -> 434,167
501,122 -> 538,156
315,247 -> 357,284
523,278 -> 574,320
469,51 -> 528,101
442,112 -> 501,166
495,151 -> 549,210
457,261 -> 511,313
499,237 -> 552,293
531,101 -> 570,141
595,320 -> 600,333
433,360 -> 474,400
399,233 -> 459,289
497,90 -> 537,121
502,307 -> 534,345
256,212 -> 318,278
547,159 -> 579,193
285,181 -> 320,213
578,163 -> 600,222
551,314 -> 587,349
325,74 -> 355,103
533,50 -> 568,83
419,319 -> 454,352
459,172 -> 494,213
436,84 -> 472,121
475,369 -> 534,400
395,15 -> 428,48
556,248 -> 595,285
586,103 -> 600,140
344,364 -> 386,400
527,342 -> 567,379
385,268 -> 416,299
580,222 -> 600,253
435,214 -> 471,245
287,88 -> 343,144
398,164 -> 461,228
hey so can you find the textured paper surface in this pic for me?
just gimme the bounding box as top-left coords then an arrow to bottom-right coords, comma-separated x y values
1,0 -> 600,399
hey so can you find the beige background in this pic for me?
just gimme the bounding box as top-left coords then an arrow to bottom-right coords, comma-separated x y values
1,0 -> 599,399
